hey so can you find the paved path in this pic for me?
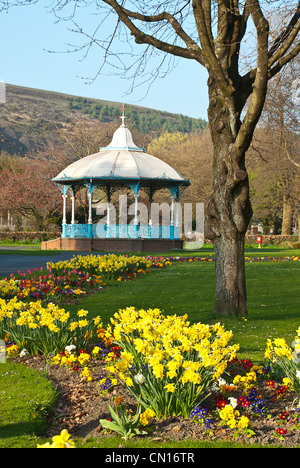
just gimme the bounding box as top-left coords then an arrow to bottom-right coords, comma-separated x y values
0,251 -> 95,277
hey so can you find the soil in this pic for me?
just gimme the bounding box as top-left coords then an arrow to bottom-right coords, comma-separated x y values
12,354 -> 300,448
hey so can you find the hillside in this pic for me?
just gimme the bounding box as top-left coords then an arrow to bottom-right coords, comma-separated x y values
0,84 -> 207,156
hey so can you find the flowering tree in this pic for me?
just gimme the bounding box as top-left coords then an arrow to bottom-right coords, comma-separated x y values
0,155 -> 63,230
1,0 -> 299,316
0,118 -> 120,230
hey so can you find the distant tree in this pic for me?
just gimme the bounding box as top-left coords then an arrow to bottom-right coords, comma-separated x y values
59,120 -> 118,159
148,129 -> 213,210
0,156 -> 62,230
248,56 -> 300,236
0,122 -> 120,229
260,60 -> 300,235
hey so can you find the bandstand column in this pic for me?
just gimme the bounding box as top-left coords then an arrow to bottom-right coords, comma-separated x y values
87,192 -> 93,238
71,196 -> 75,224
71,187 -> 76,225
169,186 -> 177,240
62,194 -> 67,225
60,185 -> 70,238
70,186 -> 76,238
129,182 -> 140,239
133,193 -> 139,238
170,194 -> 175,239
85,182 -> 95,239
148,187 -> 154,239
106,186 -> 111,238
134,194 -> 139,224
62,194 -> 68,238
175,187 -> 181,239
168,185 -> 182,240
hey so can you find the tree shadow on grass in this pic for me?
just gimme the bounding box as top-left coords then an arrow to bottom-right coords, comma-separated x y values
0,420 -> 46,447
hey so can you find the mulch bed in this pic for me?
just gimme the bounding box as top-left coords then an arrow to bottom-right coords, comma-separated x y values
11,355 -> 300,448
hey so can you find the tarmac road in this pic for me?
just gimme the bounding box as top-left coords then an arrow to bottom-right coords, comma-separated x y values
0,251 -> 94,277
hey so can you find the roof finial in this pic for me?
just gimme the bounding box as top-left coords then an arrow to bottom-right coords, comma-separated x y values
118,106 -> 127,127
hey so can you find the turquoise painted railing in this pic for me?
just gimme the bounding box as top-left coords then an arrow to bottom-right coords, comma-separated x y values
62,223 -> 180,240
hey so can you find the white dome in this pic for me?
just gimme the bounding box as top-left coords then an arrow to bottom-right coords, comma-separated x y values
105,125 -> 141,151
53,123 -> 189,187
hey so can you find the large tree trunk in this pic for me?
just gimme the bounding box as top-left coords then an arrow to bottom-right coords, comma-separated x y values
206,169 -> 252,316
205,80 -> 253,316
213,232 -> 247,316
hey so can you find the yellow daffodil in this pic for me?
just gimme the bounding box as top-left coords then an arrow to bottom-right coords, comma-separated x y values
50,429 -> 76,448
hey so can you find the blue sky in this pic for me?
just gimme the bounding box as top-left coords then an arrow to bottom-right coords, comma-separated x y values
1,3 -> 209,119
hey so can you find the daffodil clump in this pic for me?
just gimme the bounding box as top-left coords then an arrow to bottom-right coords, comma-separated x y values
46,254 -> 157,281
37,429 -> 75,448
105,307 -> 239,419
0,297 -> 102,355
0,278 -> 20,300
264,328 -> 300,396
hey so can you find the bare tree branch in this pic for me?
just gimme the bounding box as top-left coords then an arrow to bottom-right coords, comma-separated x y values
233,0 -> 269,155
101,0 -> 205,63
193,0 -> 235,95
268,43 -> 300,78
268,2 -> 300,61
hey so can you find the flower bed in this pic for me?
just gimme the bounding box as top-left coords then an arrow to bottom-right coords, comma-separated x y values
0,254 -> 171,303
0,270 -> 103,302
1,254 -> 298,304
166,255 -> 300,263
46,254 -> 168,280
4,305 -> 300,447
9,325 -> 300,448
0,298 -> 102,355
1,253 -> 300,447
105,307 -> 239,419
0,254 -> 172,358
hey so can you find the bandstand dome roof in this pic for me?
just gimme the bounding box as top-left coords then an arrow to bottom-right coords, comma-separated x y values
52,117 -> 190,189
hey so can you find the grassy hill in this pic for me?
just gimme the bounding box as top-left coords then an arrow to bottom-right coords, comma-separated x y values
0,84 -> 207,156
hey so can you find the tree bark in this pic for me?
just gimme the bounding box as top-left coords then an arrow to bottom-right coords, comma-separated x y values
205,166 -> 252,316
213,232 -> 248,316
205,80 -> 253,316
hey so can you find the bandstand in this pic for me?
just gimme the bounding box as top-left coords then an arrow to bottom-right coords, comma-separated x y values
42,110 -> 190,252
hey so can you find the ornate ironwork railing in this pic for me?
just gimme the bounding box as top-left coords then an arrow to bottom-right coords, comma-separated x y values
62,223 -> 180,240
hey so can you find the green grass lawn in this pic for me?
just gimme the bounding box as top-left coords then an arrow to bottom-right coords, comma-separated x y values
65,258 -> 300,363
0,360 -> 282,449
0,361 -> 57,448
0,249 -> 299,448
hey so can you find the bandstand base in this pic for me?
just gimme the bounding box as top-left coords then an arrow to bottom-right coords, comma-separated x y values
41,237 -> 184,252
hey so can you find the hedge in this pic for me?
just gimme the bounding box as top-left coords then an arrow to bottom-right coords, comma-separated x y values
0,231 -> 60,242
0,231 -> 298,246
